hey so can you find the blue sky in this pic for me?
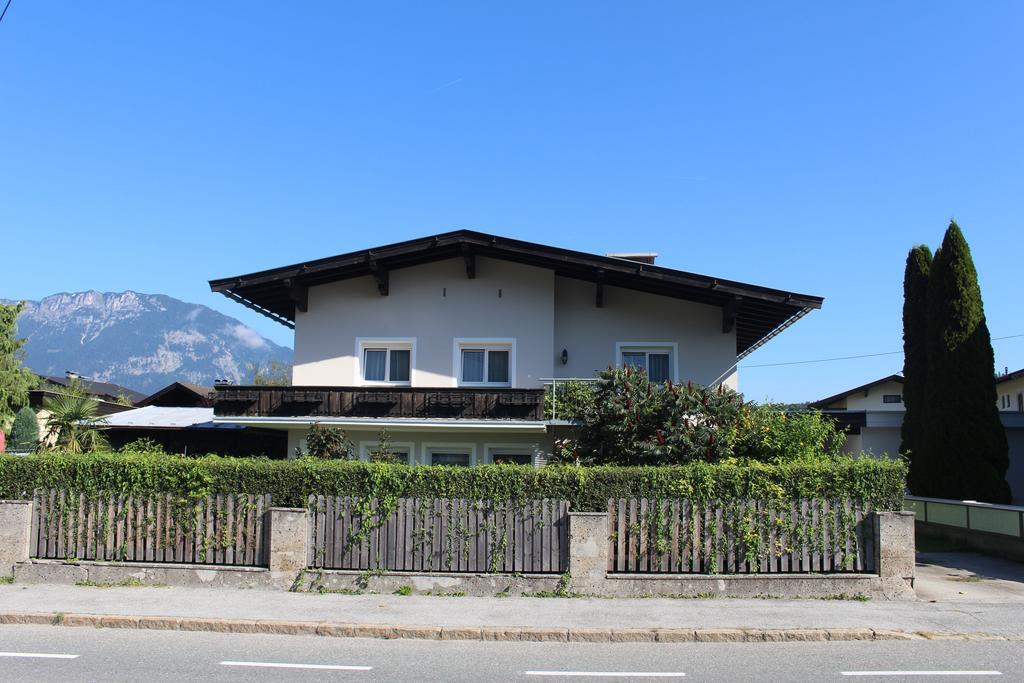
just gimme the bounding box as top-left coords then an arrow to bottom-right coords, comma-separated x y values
2,2 -> 1022,402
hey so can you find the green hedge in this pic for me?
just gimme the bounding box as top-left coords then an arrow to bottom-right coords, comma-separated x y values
0,452 -> 907,512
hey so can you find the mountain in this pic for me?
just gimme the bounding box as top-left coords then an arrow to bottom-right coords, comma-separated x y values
5,291 -> 293,395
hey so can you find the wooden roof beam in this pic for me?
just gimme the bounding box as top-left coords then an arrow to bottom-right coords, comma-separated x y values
722,296 -> 741,334
369,261 -> 389,296
462,244 -> 476,279
283,278 -> 308,313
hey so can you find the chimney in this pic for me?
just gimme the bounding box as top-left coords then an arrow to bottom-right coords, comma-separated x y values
607,252 -> 658,265
65,371 -> 80,381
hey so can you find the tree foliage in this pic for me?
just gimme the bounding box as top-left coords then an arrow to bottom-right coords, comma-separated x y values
9,406 -> 39,452
0,302 -> 38,432
249,360 -> 292,386
303,423 -> 355,459
900,244 -> 932,492
41,392 -> 109,454
552,367 -> 846,465
918,222 -> 1009,502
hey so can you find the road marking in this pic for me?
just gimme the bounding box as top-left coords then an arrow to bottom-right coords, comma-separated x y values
841,672 -> 1002,677
221,661 -> 372,671
0,652 -> 80,659
525,672 -> 685,678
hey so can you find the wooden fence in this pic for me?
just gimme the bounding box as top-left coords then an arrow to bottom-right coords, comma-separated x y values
607,498 -> 876,574
30,490 -> 271,567
307,496 -> 569,574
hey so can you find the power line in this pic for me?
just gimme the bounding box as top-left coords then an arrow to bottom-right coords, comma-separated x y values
740,333 -> 1024,369
0,0 -> 12,26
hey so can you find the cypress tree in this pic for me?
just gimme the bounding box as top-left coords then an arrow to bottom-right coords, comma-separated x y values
900,244 -> 932,494
923,222 -> 1010,502
9,405 -> 39,452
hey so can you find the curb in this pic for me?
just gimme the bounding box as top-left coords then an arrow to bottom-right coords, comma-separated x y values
0,612 -> 1018,643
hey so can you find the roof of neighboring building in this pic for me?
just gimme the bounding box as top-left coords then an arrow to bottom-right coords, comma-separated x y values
808,374 -> 904,410
40,375 -> 146,404
209,230 -> 824,360
100,406 -> 244,430
28,389 -> 136,416
136,382 -> 213,408
997,368 -> 1024,384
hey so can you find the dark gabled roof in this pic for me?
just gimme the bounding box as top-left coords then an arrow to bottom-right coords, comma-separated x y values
997,368 -> 1024,384
136,382 -> 213,408
28,389 -> 136,417
808,374 -> 904,410
41,376 -> 146,404
209,230 -> 824,359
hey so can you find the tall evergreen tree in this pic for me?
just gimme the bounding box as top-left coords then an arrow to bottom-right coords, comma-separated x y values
0,302 -> 38,432
900,244 -> 932,493
923,222 -> 1010,502
9,406 -> 39,452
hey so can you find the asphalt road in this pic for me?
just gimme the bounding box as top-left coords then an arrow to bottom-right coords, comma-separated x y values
1,625 -> 1021,682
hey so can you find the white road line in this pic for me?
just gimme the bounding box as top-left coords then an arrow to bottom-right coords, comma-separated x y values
0,652 -> 80,659
841,672 -> 1002,677
525,672 -> 685,678
221,661 -> 372,671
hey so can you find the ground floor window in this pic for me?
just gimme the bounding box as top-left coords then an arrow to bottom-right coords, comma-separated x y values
423,443 -> 476,467
359,441 -> 415,465
486,445 -> 535,466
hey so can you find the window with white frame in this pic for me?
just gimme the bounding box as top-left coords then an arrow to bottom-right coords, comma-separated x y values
424,444 -> 474,467
455,339 -> 513,386
359,441 -> 415,465
616,343 -> 675,383
357,339 -> 413,384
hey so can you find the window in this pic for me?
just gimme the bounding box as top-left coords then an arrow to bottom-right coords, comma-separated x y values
357,339 -> 414,384
616,343 -> 676,383
486,445 -> 534,466
882,394 -> 903,404
359,441 -> 415,465
424,443 -> 476,466
1017,393 -> 1023,413
454,339 -> 514,386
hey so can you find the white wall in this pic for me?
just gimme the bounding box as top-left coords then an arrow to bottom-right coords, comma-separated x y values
552,277 -> 738,389
285,427 -> 551,466
293,257 -> 554,388
998,376 -> 1024,413
841,381 -> 905,412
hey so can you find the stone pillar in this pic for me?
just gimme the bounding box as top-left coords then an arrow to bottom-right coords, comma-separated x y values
568,512 -> 609,593
875,511 -> 916,599
0,500 -> 33,577
268,507 -> 308,580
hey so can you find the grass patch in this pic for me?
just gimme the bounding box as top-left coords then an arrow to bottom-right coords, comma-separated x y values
314,586 -> 368,595
395,585 -> 412,596
0,576 -> 14,585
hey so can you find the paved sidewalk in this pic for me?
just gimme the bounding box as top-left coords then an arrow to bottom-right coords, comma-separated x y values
1,583 -> 1023,640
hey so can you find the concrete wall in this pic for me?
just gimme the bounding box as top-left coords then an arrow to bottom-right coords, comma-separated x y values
552,277 -> 738,389
293,257 -> 555,389
286,427 -> 551,465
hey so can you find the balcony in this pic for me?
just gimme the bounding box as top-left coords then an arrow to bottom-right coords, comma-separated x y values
213,385 -> 545,421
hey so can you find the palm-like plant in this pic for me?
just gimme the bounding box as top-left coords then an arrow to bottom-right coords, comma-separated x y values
42,392 -> 109,453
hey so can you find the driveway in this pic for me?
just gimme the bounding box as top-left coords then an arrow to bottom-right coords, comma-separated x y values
915,551 -> 1024,601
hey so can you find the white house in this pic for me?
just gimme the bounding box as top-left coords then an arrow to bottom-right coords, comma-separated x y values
208,230 -> 823,464
811,370 -> 1024,503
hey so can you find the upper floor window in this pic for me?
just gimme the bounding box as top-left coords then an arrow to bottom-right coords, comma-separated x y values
616,343 -> 677,383
882,394 -> 903,404
454,339 -> 514,387
357,338 -> 413,385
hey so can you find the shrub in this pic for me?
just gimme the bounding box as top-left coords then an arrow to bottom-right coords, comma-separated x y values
303,423 -> 354,459
9,406 -> 39,452
0,452 -> 907,511
729,403 -> 846,462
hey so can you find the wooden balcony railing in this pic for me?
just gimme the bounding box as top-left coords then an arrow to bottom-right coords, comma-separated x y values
213,385 -> 545,421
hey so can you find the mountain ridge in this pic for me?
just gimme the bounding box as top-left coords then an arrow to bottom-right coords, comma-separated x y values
5,290 -> 293,394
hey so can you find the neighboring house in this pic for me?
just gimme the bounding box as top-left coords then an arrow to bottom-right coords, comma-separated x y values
208,230 -> 823,464
39,372 -> 146,404
101,406 -> 287,457
29,372 -> 140,446
811,371 -> 1024,503
136,381 -> 213,408
997,368 -> 1024,414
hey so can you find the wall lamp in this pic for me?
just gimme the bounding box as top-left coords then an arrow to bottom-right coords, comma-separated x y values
561,349 -> 569,365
